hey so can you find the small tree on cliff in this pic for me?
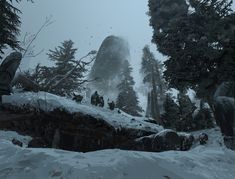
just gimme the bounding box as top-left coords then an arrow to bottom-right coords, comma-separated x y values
116,60 -> 142,116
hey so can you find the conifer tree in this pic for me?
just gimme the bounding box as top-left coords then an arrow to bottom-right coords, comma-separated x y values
193,100 -> 214,130
148,0 -> 234,106
116,60 -> 142,116
176,91 -> 196,131
162,93 -> 180,128
0,0 -> 32,58
46,40 -> 86,96
141,45 -> 165,123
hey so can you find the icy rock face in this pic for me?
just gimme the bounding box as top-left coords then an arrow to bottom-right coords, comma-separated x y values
89,35 -> 130,95
0,52 -> 22,96
214,82 -> 235,150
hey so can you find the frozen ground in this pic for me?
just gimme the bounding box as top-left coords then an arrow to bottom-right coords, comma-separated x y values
1,92 -> 235,179
0,128 -> 235,179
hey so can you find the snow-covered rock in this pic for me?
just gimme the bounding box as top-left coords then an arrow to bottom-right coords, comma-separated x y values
2,91 -> 163,133
134,129 -> 194,152
0,130 -> 32,147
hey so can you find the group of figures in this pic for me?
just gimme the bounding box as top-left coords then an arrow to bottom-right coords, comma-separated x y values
90,91 -> 104,107
72,91 -> 115,110
90,91 -> 115,110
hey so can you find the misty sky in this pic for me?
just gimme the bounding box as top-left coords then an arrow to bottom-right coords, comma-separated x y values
12,0 -> 235,108
16,0 -> 163,80
17,0 -> 235,78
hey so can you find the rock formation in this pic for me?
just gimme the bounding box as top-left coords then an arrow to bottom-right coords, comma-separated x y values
0,52 -> 22,102
214,82 -> 235,150
0,105 -> 193,153
89,36 -> 130,96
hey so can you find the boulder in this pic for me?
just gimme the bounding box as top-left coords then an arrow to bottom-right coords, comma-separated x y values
199,133 -> 208,145
12,138 -> 23,147
152,130 -> 181,151
134,129 -> 193,152
213,82 -> 235,150
0,52 -> 22,96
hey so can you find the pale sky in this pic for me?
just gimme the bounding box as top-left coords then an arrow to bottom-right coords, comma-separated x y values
13,0 -> 235,108
16,0 -> 162,79
16,0 -> 235,78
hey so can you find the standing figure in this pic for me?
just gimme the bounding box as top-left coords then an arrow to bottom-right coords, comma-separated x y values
98,96 -> 104,107
91,91 -> 99,106
108,99 -> 115,110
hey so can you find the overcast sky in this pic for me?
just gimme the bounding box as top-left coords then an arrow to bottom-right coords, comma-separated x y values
17,0 -> 235,77
14,0 -> 235,108
16,0 -> 162,79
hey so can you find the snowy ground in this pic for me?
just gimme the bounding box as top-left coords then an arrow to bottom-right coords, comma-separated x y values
1,92 -> 235,179
0,128 -> 235,179
2,91 -> 163,133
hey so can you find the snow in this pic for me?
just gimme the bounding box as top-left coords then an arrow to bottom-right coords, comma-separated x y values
0,128 -> 235,179
2,91 -> 163,132
1,92 -> 235,178
0,130 -> 32,147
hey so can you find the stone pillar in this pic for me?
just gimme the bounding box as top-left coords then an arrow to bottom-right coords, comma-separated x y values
0,52 -> 22,97
214,82 -> 235,150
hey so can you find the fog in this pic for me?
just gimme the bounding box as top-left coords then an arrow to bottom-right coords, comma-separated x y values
16,0 -> 165,85
12,0 -> 234,109
16,0 -> 235,80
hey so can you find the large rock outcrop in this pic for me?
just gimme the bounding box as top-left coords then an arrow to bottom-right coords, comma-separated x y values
214,82 -> 235,150
0,105 -> 193,152
89,36 -> 130,96
0,52 -> 22,99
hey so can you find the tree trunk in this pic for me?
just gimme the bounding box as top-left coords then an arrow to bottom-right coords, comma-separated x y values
145,92 -> 151,117
151,70 -> 161,124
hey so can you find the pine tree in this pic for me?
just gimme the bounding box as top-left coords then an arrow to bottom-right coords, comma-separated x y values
162,94 -> 180,129
141,45 -> 166,123
176,91 -> 196,131
0,0 -> 32,58
46,40 -> 86,96
116,60 -> 142,116
148,0 -> 234,106
193,100 -> 214,130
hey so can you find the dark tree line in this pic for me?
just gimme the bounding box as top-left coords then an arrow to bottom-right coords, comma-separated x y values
162,92 -> 214,131
148,0 -> 235,108
0,0 -> 33,58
